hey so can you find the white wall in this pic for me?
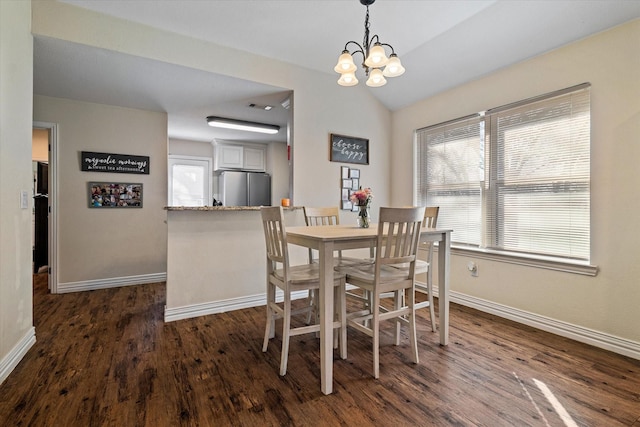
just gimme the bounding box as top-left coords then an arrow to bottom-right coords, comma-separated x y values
33,96 -> 168,286
266,142 -> 288,205
392,20 -> 640,348
0,0 -> 35,384
168,138 -> 214,159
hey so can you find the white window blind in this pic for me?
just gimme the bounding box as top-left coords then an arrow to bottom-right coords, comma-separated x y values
416,114 -> 483,246
486,86 -> 590,259
415,83 -> 591,262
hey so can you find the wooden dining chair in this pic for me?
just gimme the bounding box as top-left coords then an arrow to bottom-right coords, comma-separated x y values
303,206 -> 374,323
414,206 -> 439,331
340,206 -> 425,379
260,206 -> 347,376
384,206 -> 440,332
303,206 -> 373,266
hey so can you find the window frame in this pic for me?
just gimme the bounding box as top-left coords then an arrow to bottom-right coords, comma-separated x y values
415,83 -> 597,275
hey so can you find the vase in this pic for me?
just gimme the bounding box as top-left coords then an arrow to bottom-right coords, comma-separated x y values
357,205 -> 371,228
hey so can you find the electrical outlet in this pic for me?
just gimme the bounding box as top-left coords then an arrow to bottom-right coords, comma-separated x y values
467,261 -> 478,277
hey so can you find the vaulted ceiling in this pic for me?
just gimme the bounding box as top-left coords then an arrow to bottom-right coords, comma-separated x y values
34,1 -> 640,143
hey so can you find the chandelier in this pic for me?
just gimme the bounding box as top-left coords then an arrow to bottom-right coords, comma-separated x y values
334,0 -> 405,87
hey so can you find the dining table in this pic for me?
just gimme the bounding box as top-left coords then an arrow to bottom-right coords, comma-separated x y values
286,223 -> 452,395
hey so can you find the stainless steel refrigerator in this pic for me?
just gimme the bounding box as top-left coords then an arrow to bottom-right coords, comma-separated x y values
218,171 -> 271,206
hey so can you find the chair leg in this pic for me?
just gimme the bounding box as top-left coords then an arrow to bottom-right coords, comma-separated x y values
393,289 -> 402,346
408,286 -> 419,364
427,270 -> 436,332
263,282 -> 276,352
262,304 -> 272,352
333,286 -> 339,350
372,290 -> 381,379
338,280 -> 347,359
279,295 -> 292,376
306,289 -> 316,325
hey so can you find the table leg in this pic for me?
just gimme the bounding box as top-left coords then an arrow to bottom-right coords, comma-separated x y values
319,241 -> 334,395
438,231 -> 451,346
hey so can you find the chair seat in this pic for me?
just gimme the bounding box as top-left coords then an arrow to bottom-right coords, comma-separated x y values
340,263 -> 412,284
273,264 -> 345,286
311,256 -> 375,268
388,259 -> 429,275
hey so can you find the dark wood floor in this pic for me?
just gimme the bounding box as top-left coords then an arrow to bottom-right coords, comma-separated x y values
0,274 -> 638,426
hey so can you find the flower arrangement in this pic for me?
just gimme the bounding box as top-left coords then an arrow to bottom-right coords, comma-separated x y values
350,187 -> 373,228
350,187 -> 373,207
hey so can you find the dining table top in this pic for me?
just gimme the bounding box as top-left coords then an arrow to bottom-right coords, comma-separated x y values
286,223 -> 452,242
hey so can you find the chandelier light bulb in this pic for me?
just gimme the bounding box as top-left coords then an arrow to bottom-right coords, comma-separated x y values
366,68 -> 387,87
338,72 -> 359,87
382,54 -> 405,77
334,51 -> 357,74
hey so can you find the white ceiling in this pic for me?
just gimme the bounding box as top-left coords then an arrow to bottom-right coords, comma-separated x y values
34,0 -> 640,143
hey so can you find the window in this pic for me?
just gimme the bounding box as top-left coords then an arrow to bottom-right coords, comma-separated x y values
168,156 -> 212,206
416,84 -> 591,262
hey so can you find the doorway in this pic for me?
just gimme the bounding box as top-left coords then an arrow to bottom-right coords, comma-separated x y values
32,122 -> 58,293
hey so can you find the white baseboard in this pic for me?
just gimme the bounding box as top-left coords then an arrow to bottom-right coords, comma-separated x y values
424,282 -> 640,361
0,327 -> 36,385
57,272 -> 167,293
164,290 -> 309,323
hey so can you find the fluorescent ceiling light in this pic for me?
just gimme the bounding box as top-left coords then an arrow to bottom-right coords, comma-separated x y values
206,116 -> 280,134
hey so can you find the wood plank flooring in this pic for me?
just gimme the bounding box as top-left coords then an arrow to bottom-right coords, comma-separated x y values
0,274 -> 638,426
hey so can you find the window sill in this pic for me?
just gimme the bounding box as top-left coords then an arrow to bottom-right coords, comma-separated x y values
432,245 -> 598,276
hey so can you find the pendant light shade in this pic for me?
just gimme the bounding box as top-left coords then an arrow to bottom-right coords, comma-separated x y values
337,72 -> 359,87
364,43 -> 389,68
366,68 -> 387,87
382,54 -> 405,77
334,51 -> 357,74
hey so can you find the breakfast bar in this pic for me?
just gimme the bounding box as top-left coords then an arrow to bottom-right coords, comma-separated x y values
164,206 -> 316,322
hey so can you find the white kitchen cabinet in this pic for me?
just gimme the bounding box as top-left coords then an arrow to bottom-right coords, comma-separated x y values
215,144 -> 244,170
243,146 -> 266,171
214,143 -> 266,172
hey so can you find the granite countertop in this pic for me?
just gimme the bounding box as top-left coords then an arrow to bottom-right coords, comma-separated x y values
164,206 -> 303,211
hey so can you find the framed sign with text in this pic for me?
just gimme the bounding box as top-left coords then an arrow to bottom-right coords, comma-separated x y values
81,151 -> 150,174
329,134 -> 369,165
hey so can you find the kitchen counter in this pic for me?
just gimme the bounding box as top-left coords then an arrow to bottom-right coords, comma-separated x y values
164,206 -> 303,211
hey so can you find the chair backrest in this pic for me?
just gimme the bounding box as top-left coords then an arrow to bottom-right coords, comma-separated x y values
423,206 -> 439,229
420,206 -> 440,262
303,206 -> 340,226
261,206 -> 289,273
375,207 -> 425,273
303,206 -> 342,262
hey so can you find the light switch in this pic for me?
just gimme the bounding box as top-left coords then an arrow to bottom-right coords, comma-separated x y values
20,191 -> 29,209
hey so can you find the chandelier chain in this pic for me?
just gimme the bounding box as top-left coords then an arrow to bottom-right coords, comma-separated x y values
363,5 -> 370,56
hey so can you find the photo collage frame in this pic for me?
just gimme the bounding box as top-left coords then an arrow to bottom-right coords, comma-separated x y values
340,166 -> 362,211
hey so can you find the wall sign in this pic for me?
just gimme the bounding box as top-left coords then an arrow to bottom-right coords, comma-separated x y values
329,134 -> 369,165
81,151 -> 150,174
